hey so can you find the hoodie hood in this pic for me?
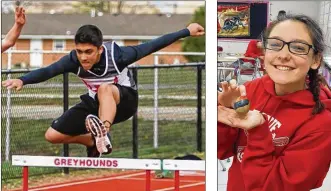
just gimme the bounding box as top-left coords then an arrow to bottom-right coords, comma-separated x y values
261,75 -> 331,112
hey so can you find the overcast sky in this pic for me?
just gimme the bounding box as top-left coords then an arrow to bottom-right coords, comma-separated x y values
150,1 -> 205,13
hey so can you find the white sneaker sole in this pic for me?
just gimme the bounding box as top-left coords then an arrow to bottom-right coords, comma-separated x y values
86,114 -> 113,154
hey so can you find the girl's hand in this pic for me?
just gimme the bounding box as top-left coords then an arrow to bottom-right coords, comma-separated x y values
218,79 -> 247,108
218,106 -> 265,130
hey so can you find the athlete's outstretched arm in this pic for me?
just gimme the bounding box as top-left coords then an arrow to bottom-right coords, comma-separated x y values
2,54 -> 78,91
2,7 -> 26,53
115,23 -> 204,69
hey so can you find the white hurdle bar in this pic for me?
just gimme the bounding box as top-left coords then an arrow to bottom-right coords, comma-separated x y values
12,155 -> 206,191
12,155 -> 161,191
163,160 -> 205,191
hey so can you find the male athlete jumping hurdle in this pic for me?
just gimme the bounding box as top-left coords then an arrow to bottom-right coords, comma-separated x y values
2,23 -> 205,157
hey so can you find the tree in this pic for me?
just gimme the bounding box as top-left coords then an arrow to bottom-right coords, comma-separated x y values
182,6 -> 205,62
72,1 -> 159,15
73,1 -> 115,14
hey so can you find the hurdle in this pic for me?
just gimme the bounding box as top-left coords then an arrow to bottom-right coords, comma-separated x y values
12,155 -> 161,191
12,155 -> 205,191
163,159 -> 205,191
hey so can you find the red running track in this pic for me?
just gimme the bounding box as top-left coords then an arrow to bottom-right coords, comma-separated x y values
15,171 -> 205,191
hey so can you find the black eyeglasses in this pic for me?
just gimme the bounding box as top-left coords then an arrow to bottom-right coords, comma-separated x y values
264,38 -> 316,55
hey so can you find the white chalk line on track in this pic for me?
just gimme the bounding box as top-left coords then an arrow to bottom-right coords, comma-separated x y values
118,177 -> 202,183
153,182 -> 205,191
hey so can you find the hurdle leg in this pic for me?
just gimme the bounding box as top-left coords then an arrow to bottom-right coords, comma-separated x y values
23,166 -> 28,191
146,170 -> 151,191
175,170 -> 180,191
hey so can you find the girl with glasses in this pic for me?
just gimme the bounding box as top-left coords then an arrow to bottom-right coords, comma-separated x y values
218,14 -> 331,191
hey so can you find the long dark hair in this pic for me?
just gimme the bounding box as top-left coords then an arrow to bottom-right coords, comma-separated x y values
263,15 -> 326,115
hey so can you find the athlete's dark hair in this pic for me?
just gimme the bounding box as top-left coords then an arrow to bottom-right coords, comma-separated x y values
75,25 -> 103,47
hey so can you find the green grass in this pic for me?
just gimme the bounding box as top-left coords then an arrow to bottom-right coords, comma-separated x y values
1,67 -> 205,107
1,97 -> 203,107
1,67 -> 204,86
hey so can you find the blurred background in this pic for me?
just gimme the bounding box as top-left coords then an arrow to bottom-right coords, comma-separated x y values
217,0 -> 331,86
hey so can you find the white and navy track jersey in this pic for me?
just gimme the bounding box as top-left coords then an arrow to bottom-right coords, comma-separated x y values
19,28 -> 191,97
76,42 -> 136,98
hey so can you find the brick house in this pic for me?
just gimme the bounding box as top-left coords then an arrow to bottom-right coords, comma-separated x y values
1,13 -> 194,68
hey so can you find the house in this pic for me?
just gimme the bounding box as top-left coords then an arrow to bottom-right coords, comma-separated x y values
1,13 -> 195,68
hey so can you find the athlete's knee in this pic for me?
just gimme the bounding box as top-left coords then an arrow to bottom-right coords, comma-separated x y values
98,84 -> 120,103
98,83 -> 113,95
44,127 -> 63,144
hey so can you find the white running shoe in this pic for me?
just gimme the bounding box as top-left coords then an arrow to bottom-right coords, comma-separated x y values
85,114 -> 112,154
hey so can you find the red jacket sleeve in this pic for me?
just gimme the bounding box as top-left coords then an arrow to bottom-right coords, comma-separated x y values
217,122 -> 239,160
244,40 -> 261,58
241,119 -> 331,191
242,40 -> 263,65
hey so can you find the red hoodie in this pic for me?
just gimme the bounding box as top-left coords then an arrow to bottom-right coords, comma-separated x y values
218,75 -> 331,191
242,40 -> 264,66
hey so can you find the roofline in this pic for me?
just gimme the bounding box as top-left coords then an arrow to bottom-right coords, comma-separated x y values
1,35 -> 162,40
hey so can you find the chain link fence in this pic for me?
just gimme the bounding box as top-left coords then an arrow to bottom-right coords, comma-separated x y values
1,51 -> 205,180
